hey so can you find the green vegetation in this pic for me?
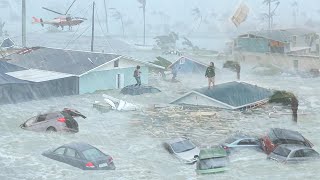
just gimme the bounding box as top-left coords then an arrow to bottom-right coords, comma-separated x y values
223,61 -> 240,72
269,90 -> 296,105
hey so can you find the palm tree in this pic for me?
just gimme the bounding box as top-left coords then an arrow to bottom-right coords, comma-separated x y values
137,0 -> 146,45
191,7 -> 203,32
110,8 -> 125,37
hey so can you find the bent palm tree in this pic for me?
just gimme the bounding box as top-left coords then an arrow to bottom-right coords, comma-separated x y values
110,9 -> 125,37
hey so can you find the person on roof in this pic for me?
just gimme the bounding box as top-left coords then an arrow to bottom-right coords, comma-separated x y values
205,62 -> 215,89
134,65 -> 141,86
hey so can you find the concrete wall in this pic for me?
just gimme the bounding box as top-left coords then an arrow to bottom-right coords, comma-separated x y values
79,66 -> 149,94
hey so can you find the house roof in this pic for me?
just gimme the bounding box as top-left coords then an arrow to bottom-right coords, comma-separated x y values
0,72 -> 29,85
171,81 -> 272,109
241,28 -> 316,43
0,38 -> 15,48
168,56 -> 209,68
0,60 -> 26,73
6,69 -> 75,82
6,47 -> 121,76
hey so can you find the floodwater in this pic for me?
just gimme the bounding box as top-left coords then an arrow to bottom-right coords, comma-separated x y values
1,61 -> 320,180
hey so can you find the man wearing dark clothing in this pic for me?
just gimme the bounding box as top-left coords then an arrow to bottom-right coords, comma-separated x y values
205,62 -> 215,89
134,65 -> 141,86
291,97 -> 299,122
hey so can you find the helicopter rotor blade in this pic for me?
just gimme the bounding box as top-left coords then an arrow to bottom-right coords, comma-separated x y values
65,0 -> 77,15
42,7 -> 65,15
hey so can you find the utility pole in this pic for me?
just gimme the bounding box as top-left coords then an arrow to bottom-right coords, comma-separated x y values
143,6 -> 146,45
22,0 -> 26,47
103,0 -> 109,33
91,1 -> 95,52
268,1 -> 271,30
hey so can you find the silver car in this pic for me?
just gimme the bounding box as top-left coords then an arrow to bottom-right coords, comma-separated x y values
20,108 -> 86,133
163,137 -> 200,164
267,144 -> 320,163
221,133 -> 262,153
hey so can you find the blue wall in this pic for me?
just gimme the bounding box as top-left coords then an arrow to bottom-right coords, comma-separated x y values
237,38 -> 270,53
79,66 -> 149,94
172,58 -> 207,74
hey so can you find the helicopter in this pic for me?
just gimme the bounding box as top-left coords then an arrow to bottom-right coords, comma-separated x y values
32,0 -> 87,30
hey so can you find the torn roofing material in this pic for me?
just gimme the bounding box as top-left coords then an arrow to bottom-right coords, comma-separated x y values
171,81 -> 273,109
6,47 -> 121,76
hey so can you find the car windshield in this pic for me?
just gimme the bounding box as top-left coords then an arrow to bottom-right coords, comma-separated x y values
224,136 -> 238,144
272,147 -> 291,157
82,148 -> 107,161
198,157 -> 228,170
171,140 -> 196,153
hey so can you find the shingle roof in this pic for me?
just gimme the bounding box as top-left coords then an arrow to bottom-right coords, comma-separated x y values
195,82 -> 272,108
6,47 -> 121,76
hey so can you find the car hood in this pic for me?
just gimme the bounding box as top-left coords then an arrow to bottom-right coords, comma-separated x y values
176,147 -> 200,162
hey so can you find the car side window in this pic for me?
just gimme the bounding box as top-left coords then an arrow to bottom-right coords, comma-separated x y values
36,114 -> 47,122
237,140 -> 249,145
294,150 -> 304,157
303,149 -> 319,157
75,152 -> 81,159
65,148 -> 76,157
54,148 -> 66,155
238,139 -> 257,145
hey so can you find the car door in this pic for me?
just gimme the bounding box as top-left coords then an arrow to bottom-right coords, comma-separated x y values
52,147 -> 66,162
64,148 -> 85,169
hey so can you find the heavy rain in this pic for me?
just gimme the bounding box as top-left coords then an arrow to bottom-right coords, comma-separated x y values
1,0 -> 320,179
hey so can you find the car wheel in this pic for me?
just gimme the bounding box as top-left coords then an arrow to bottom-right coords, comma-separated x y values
46,127 -> 57,133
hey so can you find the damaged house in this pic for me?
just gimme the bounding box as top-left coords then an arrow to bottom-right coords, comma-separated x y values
5,47 -> 164,94
171,81 -> 273,110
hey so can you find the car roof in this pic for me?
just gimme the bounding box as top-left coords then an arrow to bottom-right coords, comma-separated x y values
199,147 -> 227,159
225,133 -> 258,143
166,137 -> 189,144
271,128 -> 306,142
61,142 -> 95,152
276,144 -> 313,151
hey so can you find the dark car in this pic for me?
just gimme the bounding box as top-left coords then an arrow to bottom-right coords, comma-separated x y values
267,144 -> 320,163
42,142 -> 115,170
20,108 -> 86,133
261,128 -> 313,154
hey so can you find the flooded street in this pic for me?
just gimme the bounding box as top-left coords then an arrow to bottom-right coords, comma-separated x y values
1,65 -> 320,180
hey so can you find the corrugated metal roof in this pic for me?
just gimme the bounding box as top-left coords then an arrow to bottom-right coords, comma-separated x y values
6,69 -> 75,82
6,47 -> 121,75
195,82 -> 272,108
0,60 -> 26,73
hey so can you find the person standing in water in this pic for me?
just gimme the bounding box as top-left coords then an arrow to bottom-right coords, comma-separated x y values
205,62 -> 215,89
134,65 -> 141,86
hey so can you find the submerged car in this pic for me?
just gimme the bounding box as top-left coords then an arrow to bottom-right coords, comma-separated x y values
195,147 -> 229,175
261,128 -> 313,154
42,142 -> 115,170
163,137 -> 200,164
221,133 -> 262,153
267,144 -> 320,163
20,108 -> 86,133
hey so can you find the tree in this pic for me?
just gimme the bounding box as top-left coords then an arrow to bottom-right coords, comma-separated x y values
191,7 -> 203,32
154,32 -> 179,50
110,9 -> 125,37
262,0 -> 280,30
137,0 -> 146,45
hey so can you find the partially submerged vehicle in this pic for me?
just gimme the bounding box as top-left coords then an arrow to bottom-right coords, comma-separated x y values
221,133 -> 262,153
163,137 -> 200,164
195,147 -> 229,175
267,144 -> 320,164
42,142 -> 115,170
93,94 -> 139,113
121,85 -> 161,95
261,128 -> 313,154
20,108 -> 86,133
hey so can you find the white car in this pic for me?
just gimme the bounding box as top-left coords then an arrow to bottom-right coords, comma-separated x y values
163,137 -> 200,164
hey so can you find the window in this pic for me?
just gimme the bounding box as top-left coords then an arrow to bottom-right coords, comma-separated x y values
36,114 -> 47,122
82,148 -> 107,161
198,157 -> 228,170
294,150 -> 304,157
46,113 -> 59,120
272,147 -> 291,157
65,148 -> 76,157
237,139 -> 259,145
171,140 -> 196,153
54,148 -> 66,155
114,60 -> 119,67
303,149 -> 319,157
